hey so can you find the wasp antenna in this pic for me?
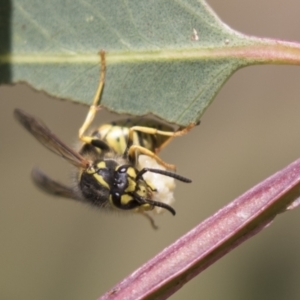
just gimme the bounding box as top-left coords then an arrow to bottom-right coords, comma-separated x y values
136,195 -> 176,215
137,167 -> 192,183
147,199 -> 176,216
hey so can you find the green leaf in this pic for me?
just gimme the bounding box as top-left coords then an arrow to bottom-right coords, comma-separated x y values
1,0 -> 300,126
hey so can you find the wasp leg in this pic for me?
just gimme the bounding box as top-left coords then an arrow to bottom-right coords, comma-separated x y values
128,122 -> 196,153
125,124 -> 196,170
139,212 -> 159,230
79,50 -> 106,144
127,145 -> 176,170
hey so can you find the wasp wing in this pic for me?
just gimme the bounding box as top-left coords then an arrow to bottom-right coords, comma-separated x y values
14,109 -> 90,169
31,168 -> 81,201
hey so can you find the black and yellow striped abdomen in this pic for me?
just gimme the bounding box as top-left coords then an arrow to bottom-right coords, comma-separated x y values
92,118 -> 175,155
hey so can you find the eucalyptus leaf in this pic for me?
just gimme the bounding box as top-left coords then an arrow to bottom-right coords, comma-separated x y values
1,0 -> 300,125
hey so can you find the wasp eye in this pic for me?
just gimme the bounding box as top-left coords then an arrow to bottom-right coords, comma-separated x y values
114,177 -> 127,189
114,178 -> 122,187
118,167 -> 127,173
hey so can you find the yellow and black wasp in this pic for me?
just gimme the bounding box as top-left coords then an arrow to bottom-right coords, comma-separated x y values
14,51 -> 195,228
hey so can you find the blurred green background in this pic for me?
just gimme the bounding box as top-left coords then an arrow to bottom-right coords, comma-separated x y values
2,1 -> 300,299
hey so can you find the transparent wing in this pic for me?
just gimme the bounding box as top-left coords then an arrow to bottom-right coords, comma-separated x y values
31,167 -> 81,201
14,108 -> 90,169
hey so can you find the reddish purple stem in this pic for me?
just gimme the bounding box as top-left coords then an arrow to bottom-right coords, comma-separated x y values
100,158 -> 300,300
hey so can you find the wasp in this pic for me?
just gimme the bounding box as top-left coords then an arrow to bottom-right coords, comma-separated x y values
14,51 -> 195,228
